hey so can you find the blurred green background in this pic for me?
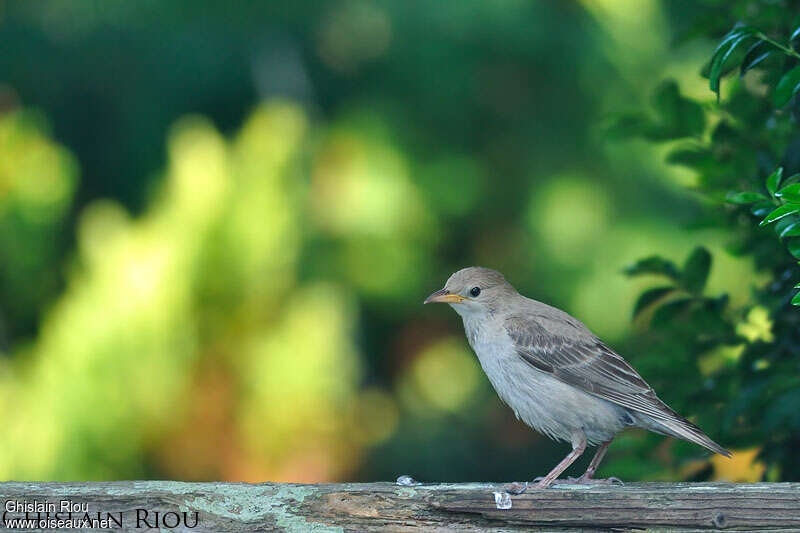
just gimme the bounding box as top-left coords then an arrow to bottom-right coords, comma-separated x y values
0,0 -> 771,483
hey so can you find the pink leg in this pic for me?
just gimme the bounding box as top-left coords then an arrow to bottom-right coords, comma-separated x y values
506,433 -> 617,494
583,439 -> 611,479
568,439 -> 623,485
534,433 -> 587,488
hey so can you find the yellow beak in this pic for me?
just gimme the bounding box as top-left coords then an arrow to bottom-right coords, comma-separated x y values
424,289 -> 466,304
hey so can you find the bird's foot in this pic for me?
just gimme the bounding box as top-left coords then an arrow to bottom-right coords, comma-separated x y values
504,475 -> 621,493
504,481 -> 528,495
563,475 -> 624,486
505,478 -> 555,492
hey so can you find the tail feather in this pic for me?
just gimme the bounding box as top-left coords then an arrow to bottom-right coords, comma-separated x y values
634,408 -> 731,457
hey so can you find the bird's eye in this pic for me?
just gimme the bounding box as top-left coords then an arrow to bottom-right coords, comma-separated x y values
470,286 -> 481,297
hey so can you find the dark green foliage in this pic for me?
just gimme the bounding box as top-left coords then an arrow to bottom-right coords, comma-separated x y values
682,247 -> 712,294
622,0 -> 800,480
775,67 -> 800,107
650,81 -> 707,139
625,247 -> 717,322
608,81 -> 704,140
740,41 -> 779,77
775,183 -> 800,202
633,287 -> 675,318
760,203 -> 800,225
766,167 -> 784,196
709,25 -> 760,99
623,256 -> 681,280
726,191 -> 768,204
788,238 -> 800,258
708,21 -> 800,106
729,165 -> 800,265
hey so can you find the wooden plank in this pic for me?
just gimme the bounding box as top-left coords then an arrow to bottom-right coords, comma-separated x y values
1,481 -> 798,531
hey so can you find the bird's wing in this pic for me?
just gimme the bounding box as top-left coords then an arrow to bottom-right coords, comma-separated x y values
503,314 -> 731,456
504,314 -> 657,412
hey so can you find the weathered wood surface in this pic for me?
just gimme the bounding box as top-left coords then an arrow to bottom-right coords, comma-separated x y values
1,481 -> 798,532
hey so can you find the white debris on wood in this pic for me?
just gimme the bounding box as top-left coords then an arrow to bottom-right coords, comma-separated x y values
493,491 -> 512,510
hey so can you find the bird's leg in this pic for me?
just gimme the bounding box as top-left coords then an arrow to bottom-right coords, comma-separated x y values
580,439 -> 611,480
506,433 -> 588,492
567,439 -> 623,485
534,434 -> 587,488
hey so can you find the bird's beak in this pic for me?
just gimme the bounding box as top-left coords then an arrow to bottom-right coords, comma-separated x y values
424,288 -> 466,304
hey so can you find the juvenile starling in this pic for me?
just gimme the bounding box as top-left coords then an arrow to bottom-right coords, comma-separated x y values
424,267 -> 730,489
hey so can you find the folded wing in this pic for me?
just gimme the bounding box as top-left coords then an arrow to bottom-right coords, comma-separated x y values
504,314 -> 730,457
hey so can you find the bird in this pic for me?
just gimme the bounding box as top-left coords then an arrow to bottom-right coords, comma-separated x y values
424,266 -> 730,490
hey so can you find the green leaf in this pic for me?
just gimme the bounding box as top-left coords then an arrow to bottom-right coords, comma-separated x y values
605,113 -> 651,140
633,286 -> 675,318
726,191 -> 768,204
791,26 -> 800,47
623,256 -> 680,280
788,238 -> 800,259
774,216 -> 797,235
710,120 -> 739,144
775,183 -> 800,202
712,25 -> 759,55
682,247 -> 712,293
710,28 -> 759,99
783,221 -> 800,237
776,216 -> 800,237
783,173 -> 800,187
773,66 -> 800,107
651,297 -> 693,326
645,80 -> 705,139
767,167 -> 783,195
751,201 -> 776,217
760,204 -> 800,226
707,293 -> 729,314
740,40 -> 778,77
792,291 -> 800,306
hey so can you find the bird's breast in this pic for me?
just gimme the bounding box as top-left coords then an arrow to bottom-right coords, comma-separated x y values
461,315 -> 625,444
462,316 -> 521,392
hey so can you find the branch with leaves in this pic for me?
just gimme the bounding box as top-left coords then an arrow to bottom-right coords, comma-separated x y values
626,247 -> 725,321
710,23 -> 800,106
727,167 -> 800,305
606,1 -> 800,482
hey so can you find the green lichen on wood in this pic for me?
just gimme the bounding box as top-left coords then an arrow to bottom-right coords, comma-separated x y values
1,481 -> 799,531
268,485 -> 343,533
179,483 -> 343,532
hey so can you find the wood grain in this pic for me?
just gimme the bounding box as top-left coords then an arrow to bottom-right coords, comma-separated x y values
1,481 -> 798,531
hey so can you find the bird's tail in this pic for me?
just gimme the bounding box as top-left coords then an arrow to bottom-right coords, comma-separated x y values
634,406 -> 731,458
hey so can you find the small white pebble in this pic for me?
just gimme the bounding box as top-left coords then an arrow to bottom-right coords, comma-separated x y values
396,475 -> 419,486
494,491 -> 512,510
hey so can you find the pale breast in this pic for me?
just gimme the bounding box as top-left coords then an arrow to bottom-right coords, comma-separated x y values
463,315 -> 628,445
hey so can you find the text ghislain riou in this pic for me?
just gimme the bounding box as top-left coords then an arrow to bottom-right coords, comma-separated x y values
4,499 -> 200,529
6,500 -> 87,513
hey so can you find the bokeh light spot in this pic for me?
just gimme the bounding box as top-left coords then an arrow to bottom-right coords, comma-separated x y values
406,337 -> 481,413
737,306 -> 774,344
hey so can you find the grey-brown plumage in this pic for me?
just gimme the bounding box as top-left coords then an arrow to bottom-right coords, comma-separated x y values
424,267 -> 730,489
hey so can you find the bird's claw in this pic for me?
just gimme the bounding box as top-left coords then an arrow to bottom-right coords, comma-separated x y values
504,481 -> 529,495
505,478 -> 556,492
504,476 -> 623,494
563,475 -> 624,486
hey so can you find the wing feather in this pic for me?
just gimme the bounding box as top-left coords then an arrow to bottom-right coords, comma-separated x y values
504,314 -> 730,456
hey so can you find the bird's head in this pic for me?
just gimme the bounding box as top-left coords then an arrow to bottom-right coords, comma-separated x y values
424,267 -> 517,317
